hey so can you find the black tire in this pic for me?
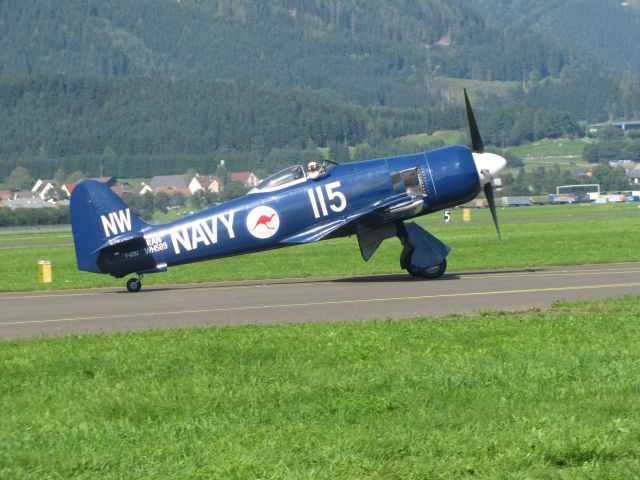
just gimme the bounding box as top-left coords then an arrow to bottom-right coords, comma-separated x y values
126,277 -> 142,292
405,257 -> 447,279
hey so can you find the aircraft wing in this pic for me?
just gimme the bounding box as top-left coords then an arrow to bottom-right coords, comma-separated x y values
282,192 -> 417,245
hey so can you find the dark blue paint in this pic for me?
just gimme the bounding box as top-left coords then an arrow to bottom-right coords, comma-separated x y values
70,145 -> 480,278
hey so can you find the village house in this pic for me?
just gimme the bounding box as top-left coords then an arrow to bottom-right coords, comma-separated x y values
137,183 -> 153,195
2,197 -> 56,209
31,179 -> 60,200
14,190 -> 40,200
189,175 -> 223,194
62,177 -> 120,198
626,167 -> 640,185
61,183 -> 75,197
147,174 -> 188,193
229,171 -> 260,188
109,183 -> 135,197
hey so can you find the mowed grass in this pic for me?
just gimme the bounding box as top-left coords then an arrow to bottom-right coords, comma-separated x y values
506,139 -> 587,166
0,230 -> 72,245
399,130 -> 465,147
2,296 -> 640,478
0,203 -> 638,292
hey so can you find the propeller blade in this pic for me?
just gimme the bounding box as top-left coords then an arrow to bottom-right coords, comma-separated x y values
483,181 -> 501,240
464,88 -> 484,154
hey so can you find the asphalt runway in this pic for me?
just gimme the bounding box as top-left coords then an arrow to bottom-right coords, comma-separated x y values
1,262 -> 639,339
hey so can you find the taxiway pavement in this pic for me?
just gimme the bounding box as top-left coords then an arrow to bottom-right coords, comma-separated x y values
1,262 -> 639,339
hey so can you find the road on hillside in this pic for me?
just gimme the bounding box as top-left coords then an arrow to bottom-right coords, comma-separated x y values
1,262 -> 639,339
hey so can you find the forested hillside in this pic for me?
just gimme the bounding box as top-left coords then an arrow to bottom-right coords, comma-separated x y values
462,0 -> 640,75
0,0 -> 593,108
0,76 -> 582,179
1,0 -> 640,180
0,76 -> 364,178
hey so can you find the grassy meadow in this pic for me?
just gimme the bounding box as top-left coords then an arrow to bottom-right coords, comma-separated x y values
2,296 -> 640,478
0,230 -> 72,245
400,130 -> 466,147
506,138 -> 586,160
0,203 -> 638,292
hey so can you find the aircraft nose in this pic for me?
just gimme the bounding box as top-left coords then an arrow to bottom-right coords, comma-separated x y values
472,152 -> 507,184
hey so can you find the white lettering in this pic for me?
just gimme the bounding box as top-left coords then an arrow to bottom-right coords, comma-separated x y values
308,189 -> 320,219
326,181 -> 347,213
101,208 -> 132,238
307,183 -> 347,218
315,186 -> 329,216
171,227 -> 192,254
219,211 -> 235,239
169,210 -> 236,255
113,209 -> 132,234
191,222 -> 210,250
145,242 -> 168,254
200,216 -> 218,244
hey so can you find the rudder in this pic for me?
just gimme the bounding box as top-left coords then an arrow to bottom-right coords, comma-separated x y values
70,180 -> 148,273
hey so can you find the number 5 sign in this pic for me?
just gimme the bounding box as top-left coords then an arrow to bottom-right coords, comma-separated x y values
443,209 -> 452,224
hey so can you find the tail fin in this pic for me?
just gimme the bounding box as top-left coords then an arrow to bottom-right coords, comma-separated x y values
70,180 -> 148,273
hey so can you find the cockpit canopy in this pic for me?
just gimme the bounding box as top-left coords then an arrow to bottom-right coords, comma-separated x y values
249,162 -> 336,194
253,165 -> 305,192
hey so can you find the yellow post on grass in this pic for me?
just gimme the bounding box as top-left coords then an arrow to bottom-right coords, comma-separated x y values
463,208 -> 471,222
38,260 -> 52,284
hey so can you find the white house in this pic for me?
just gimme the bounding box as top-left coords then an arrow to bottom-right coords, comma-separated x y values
189,175 -> 223,194
31,179 -> 60,200
149,175 -> 189,191
627,168 -> 640,185
229,172 -> 260,188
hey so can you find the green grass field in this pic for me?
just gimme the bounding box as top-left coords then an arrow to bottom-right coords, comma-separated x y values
507,139 -> 586,160
0,230 -> 72,245
399,130 -> 465,147
2,296 -> 639,478
432,77 -> 520,101
1,203 -> 638,292
398,134 -> 588,172
504,139 -> 588,172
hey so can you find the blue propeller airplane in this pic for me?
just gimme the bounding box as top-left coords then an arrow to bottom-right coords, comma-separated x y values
70,90 -> 506,292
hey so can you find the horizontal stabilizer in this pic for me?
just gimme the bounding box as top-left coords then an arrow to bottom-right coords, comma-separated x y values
91,232 -> 146,255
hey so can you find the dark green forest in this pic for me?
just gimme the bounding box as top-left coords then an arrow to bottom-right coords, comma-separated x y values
1,0 -> 640,181
2,0 -> 639,116
462,0 -> 640,75
0,0 -> 577,107
0,76 -> 584,180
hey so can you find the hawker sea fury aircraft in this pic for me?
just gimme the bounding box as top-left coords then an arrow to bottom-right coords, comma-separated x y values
71,91 -> 506,292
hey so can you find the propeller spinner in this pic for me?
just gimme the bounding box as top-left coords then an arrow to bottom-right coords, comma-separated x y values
463,89 -> 506,239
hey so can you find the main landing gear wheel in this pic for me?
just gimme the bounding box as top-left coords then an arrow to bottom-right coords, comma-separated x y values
409,258 -> 447,279
400,247 -> 447,279
126,277 -> 142,292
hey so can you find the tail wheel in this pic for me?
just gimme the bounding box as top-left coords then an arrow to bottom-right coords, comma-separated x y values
126,277 -> 142,292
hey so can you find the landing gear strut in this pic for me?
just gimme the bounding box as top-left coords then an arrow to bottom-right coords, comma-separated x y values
126,274 -> 143,292
397,222 -> 450,279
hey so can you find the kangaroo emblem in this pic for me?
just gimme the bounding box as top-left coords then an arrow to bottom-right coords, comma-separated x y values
251,213 -> 277,230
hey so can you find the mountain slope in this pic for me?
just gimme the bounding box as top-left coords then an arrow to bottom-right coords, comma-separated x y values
0,0 -> 579,108
462,0 -> 640,75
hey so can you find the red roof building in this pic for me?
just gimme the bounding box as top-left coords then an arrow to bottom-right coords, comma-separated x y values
229,172 -> 260,187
